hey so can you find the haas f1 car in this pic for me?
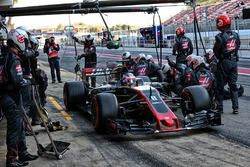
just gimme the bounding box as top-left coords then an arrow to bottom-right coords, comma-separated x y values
63,67 -> 221,134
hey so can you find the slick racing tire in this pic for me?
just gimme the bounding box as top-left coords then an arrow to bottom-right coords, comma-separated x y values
181,85 -> 211,114
92,93 -> 119,133
63,81 -> 88,111
223,84 -> 244,100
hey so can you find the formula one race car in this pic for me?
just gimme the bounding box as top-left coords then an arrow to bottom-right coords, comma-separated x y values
63,67 -> 221,135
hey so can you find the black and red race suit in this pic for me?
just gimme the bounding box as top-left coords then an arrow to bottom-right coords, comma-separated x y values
172,36 -> 193,64
213,29 -> 240,111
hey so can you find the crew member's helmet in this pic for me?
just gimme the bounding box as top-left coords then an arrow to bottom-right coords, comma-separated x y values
49,36 -> 55,44
85,34 -> 94,45
186,54 -> 197,67
216,15 -> 231,31
205,49 -> 215,62
176,27 -> 185,36
30,36 -> 39,50
136,53 -> 146,63
85,34 -> 94,41
16,26 -> 32,36
0,25 -> 7,41
122,51 -> 131,59
162,63 -> 171,74
7,28 -> 29,52
192,56 -> 206,70
145,54 -> 153,62
122,73 -> 136,86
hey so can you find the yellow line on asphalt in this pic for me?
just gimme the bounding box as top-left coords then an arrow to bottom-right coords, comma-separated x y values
61,111 -> 73,121
48,96 -> 63,110
48,96 -> 72,121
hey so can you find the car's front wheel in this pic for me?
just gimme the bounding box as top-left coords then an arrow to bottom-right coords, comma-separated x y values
181,85 -> 211,115
92,93 -> 119,133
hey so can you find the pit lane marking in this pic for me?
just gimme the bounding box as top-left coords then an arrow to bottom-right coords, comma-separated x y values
48,96 -> 73,121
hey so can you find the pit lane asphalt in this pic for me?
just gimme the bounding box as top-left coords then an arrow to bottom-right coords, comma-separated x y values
0,47 -> 250,167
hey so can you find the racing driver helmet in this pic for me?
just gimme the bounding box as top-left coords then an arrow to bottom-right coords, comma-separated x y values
122,73 -> 136,87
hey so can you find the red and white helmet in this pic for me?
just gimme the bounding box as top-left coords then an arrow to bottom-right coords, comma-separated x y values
192,56 -> 206,70
122,73 -> 136,86
186,54 -> 197,67
16,26 -> 32,36
176,27 -> 185,36
7,28 -> 29,52
162,63 -> 171,74
145,54 -> 154,62
216,15 -> 231,31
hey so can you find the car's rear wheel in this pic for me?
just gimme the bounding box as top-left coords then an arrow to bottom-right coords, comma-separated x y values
92,93 -> 119,133
63,81 -> 88,111
181,85 -> 211,115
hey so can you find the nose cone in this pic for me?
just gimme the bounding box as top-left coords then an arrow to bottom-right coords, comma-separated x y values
161,118 -> 175,127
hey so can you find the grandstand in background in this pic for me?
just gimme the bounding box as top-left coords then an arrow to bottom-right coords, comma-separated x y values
47,0 -> 250,49
164,0 -> 250,26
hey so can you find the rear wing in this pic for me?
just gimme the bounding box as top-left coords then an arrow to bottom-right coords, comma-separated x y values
82,67 -> 118,80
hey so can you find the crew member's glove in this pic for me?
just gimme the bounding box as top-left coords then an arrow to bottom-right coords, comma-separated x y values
77,54 -> 85,60
22,79 -> 31,86
72,36 -> 79,42
76,55 -> 81,60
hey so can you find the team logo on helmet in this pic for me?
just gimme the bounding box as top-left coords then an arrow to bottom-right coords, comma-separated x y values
217,19 -> 224,27
16,34 -> 25,43
176,30 -> 180,35
193,59 -> 199,66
